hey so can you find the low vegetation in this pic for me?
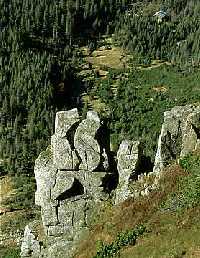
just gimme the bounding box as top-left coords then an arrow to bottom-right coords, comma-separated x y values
0,176 -> 37,258
0,248 -> 20,258
94,225 -> 146,258
86,65 -> 200,159
74,153 -> 200,258
163,153 -> 200,211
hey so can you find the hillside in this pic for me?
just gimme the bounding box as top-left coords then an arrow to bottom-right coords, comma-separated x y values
0,0 -> 200,257
74,160 -> 200,258
17,105 -> 200,258
1,0 -> 200,176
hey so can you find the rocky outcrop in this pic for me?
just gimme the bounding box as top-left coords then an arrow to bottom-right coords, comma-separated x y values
22,105 -> 200,258
153,105 -> 200,173
51,109 -> 80,170
22,109 -> 118,258
115,140 -> 142,204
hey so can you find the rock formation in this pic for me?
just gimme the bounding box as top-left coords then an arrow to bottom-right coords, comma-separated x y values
21,105 -> 200,257
21,222 -> 41,258
115,140 -> 142,204
153,105 -> 200,173
21,109 -> 119,258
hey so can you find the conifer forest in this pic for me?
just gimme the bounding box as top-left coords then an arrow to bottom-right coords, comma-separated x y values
1,1 -> 200,257
0,0 -> 200,176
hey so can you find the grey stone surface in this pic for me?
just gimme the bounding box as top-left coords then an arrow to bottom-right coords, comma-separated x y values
74,111 -> 101,171
22,109 -> 114,258
20,222 -> 42,258
115,140 -> 142,204
45,240 -> 72,258
51,170 -> 75,200
55,109 -> 79,137
153,105 -> 200,173
41,203 -> 58,227
34,146 -> 57,208
52,108 -> 80,170
84,172 -> 109,200
34,147 -> 58,229
51,134 -> 79,170
181,109 -> 200,156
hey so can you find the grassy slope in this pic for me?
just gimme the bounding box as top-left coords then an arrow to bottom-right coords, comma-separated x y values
121,208 -> 200,258
73,160 -> 200,258
0,176 -> 37,258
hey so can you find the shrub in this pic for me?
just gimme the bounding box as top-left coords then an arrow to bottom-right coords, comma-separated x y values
93,225 -> 146,258
179,154 -> 200,171
0,248 -> 20,258
163,154 -> 200,211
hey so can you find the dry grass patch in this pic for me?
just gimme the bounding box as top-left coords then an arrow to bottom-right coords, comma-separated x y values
74,164 -> 186,258
0,176 -> 16,206
120,207 -> 200,258
152,86 -> 168,93
87,47 -> 126,70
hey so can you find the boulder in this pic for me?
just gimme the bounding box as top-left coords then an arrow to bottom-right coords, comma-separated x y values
51,135 -> 80,170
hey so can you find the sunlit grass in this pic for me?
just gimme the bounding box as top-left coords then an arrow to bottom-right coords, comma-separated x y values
87,47 -> 126,70
0,176 -> 16,205
73,164 -> 189,258
121,207 -> 200,258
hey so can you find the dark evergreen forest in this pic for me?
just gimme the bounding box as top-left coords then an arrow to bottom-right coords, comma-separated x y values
0,0 -> 129,175
0,0 -> 200,177
115,0 -> 200,66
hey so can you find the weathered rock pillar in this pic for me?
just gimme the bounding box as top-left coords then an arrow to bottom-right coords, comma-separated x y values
115,140 -> 142,204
